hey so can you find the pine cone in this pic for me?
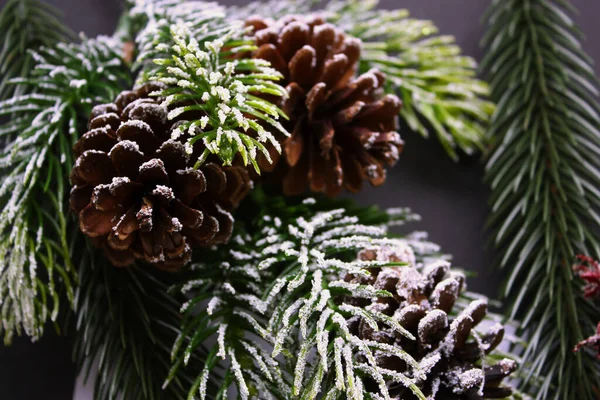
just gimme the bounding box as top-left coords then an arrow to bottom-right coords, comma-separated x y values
70,84 -> 251,270
246,15 -> 403,197
345,246 -> 517,399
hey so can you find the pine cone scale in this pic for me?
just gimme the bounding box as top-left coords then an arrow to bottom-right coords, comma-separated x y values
117,121 -> 162,154
110,207 -> 138,241
305,82 -> 327,118
79,205 -> 118,238
172,169 -> 206,205
156,141 -> 188,172
109,140 -> 147,180
283,124 -> 304,167
184,215 -> 218,244
72,150 -> 116,186
70,186 -> 93,213
170,200 -> 204,229
339,153 -> 364,192
289,46 -> 316,86
311,23 -> 336,63
333,100 -> 365,125
316,121 -> 334,157
308,150 -> 327,192
256,44 -> 288,78
278,21 -> 310,60
75,127 -> 117,155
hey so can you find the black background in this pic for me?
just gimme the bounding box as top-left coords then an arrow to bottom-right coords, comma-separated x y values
0,0 -> 598,399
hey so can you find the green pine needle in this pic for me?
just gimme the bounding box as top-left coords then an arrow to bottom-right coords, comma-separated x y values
0,36 -> 129,344
482,0 -> 600,398
0,0 -> 73,100
172,194 -> 428,399
73,244 -> 204,400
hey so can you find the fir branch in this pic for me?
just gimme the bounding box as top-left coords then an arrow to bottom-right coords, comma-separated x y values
169,241 -> 290,400
226,0 -> 315,21
324,0 -> 493,160
0,36 -> 129,344
172,196 -> 430,399
149,22 -> 288,173
482,0 -> 600,398
173,192 -> 521,399
0,0 -> 73,100
255,206 -> 429,400
73,244 -> 204,400
131,1 -> 289,173
128,0 -> 223,54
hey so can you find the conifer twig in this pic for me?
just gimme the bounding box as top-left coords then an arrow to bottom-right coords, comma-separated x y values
0,0 -> 73,100
482,1 -> 600,398
173,192 -> 523,399
0,36 -> 129,343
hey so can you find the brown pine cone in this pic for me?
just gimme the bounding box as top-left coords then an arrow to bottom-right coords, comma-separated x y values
246,15 -> 403,197
70,83 -> 251,270
344,246 -> 517,399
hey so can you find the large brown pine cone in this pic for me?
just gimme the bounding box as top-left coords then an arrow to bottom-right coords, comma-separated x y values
70,84 -> 251,270
345,246 -> 517,399
246,15 -> 403,197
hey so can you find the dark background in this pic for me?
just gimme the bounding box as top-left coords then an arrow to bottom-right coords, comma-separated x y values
0,0 -> 598,399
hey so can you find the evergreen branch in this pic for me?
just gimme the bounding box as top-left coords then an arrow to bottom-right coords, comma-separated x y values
226,0 -> 316,21
149,22 -> 288,173
324,0 -> 494,160
169,243 -> 290,400
172,195 -> 429,399
174,192 -> 522,399
256,206 -> 429,400
482,1 -> 600,398
73,244 -> 204,400
0,0 -> 73,100
131,1 -> 289,173
128,0 -> 223,59
0,36 -> 129,344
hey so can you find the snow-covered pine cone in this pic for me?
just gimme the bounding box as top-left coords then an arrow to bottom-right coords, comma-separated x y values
70,84 -> 251,270
345,246 -> 517,399
246,15 -> 404,197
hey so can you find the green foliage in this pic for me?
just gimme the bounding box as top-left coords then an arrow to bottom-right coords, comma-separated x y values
227,0 -> 315,21
0,0 -> 73,100
170,195 -> 425,399
482,0 -> 600,398
128,0 -> 219,58
148,22 -> 288,173
169,238 -> 288,400
129,0 -> 289,174
73,244 -> 204,400
0,37 -> 129,344
0,4 -> 527,400
171,192 -> 521,399
325,0 -> 494,160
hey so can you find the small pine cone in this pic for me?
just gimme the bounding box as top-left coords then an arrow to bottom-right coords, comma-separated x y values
346,246 -> 517,399
70,84 -> 251,270
246,15 -> 403,197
